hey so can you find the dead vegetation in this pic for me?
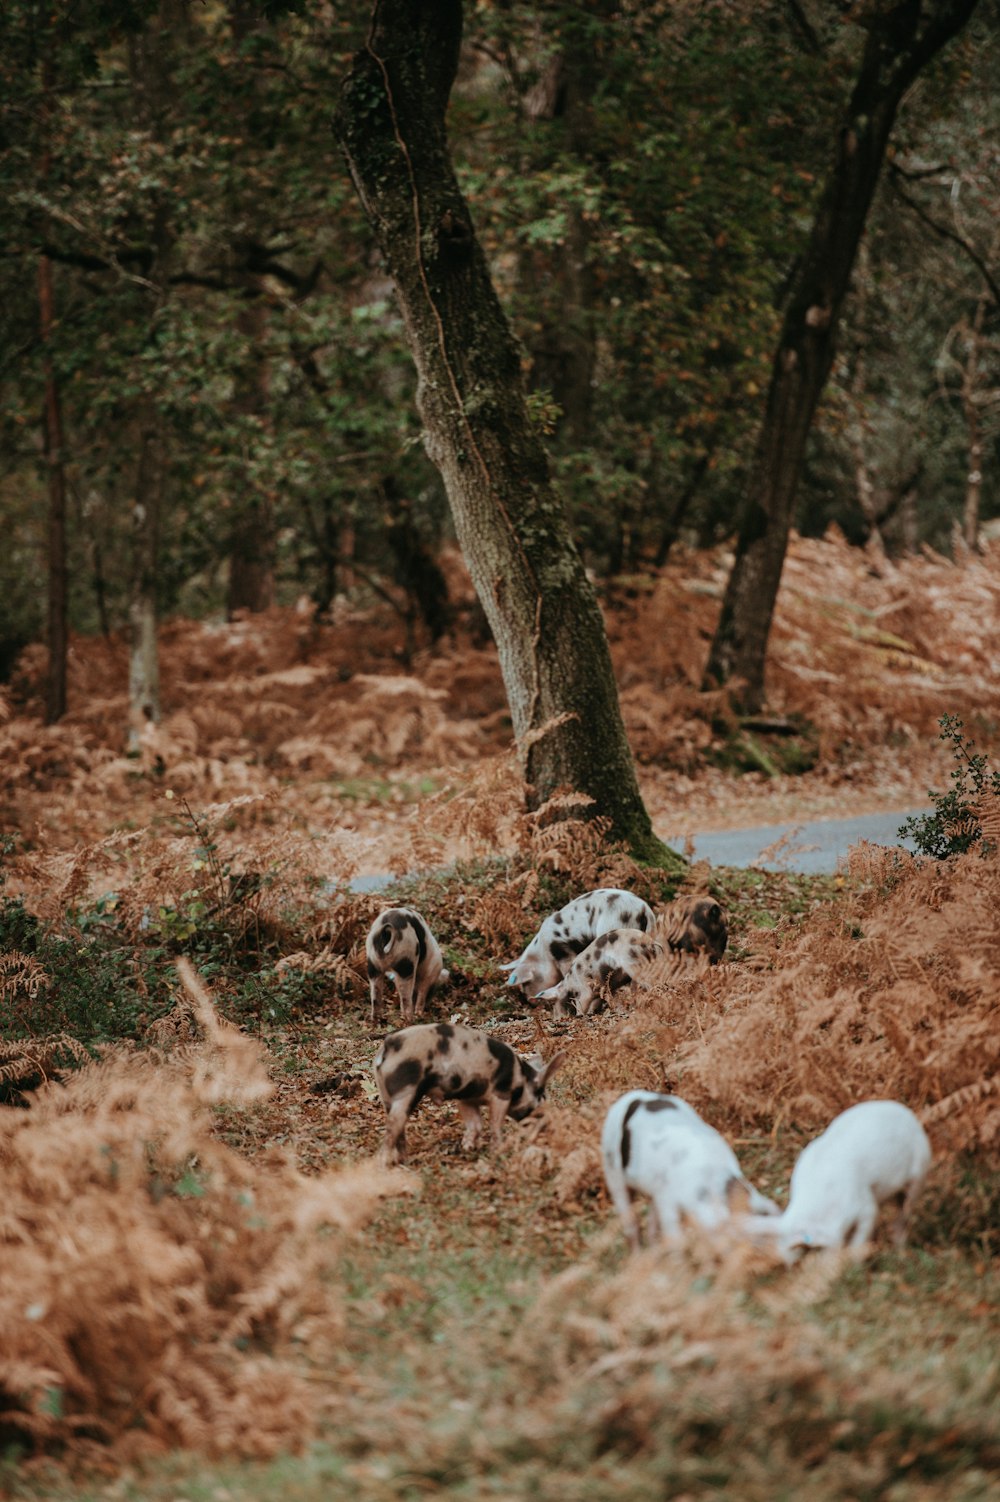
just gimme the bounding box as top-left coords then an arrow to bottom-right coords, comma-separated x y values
660,832 -> 1000,1154
4,529 -> 1000,862
0,964 -> 400,1463
1,534 -> 999,1491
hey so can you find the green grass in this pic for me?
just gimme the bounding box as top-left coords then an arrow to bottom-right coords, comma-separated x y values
332,774 -> 442,805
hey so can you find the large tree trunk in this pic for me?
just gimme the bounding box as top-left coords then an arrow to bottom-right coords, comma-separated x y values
335,0 -> 678,865
704,0 -> 980,711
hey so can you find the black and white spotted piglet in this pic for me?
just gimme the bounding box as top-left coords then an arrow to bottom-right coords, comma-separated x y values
602,1090 -> 778,1249
664,896 -> 728,965
373,1021 -> 566,1165
365,907 -> 448,1027
500,888 -> 655,999
535,927 -> 663,1017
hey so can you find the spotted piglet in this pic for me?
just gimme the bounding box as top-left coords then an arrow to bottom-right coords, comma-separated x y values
500,888 -> 655,1000
373,1021 -> 566,1165
365,907 -> 448,1027
664,895 -> 728,965
602,1089 -> 779,1250
534,928 -> 663,1017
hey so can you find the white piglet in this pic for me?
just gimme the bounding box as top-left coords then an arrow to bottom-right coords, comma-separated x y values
501,888 -> 655,1000
365,907 -> 448,1027
602,1090 -> 779,1250
743,1099 -> 932,1262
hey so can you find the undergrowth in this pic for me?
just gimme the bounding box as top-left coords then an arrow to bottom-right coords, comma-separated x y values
3,608 -> 1000,1493
899,714 -> 1000,858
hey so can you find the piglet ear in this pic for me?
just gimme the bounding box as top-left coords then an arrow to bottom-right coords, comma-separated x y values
497,961 -> 518,972
534,985 -> 558,1000
537,1049 -> 568,1088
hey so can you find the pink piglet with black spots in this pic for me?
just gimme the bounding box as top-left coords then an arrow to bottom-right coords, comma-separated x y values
373,1021 -> 566,1165
365,907 -> 448,1027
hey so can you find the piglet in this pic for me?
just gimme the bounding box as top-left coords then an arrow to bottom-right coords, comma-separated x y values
535,927 -> 663,1018
602,1089 -> 779,1250
743,1099 -> 932,1261
374,1021 -> 566,1165
664,896 -> 728,965
365,907 -> 448,1027
501,888 -> 655,999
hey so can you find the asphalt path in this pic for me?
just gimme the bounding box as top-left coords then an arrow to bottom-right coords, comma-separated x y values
669,807 -> 931,875
348,808 -> 932,890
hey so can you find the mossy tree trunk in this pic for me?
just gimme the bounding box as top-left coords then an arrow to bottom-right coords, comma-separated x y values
703,0 -> 980,713
335,0 -> 680,867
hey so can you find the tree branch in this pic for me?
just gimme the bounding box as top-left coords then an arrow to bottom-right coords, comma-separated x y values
888,163 -> 1000,306
785,0 -> 824,55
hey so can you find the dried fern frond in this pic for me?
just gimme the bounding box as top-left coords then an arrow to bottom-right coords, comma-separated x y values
0,1005 -> 404,1461
0,949 -> 49,1003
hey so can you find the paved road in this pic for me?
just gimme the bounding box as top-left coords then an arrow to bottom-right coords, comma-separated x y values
348,808 -> 932,889
668,807 -> 931,875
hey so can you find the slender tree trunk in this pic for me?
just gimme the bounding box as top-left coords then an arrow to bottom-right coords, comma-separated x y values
128,424 -> 162,753
38,33 -> 68,724
704,0 -> 980,711
225,0 -> 276,616
961,291 -> 988,551
846,268 -> 894,574
335,0 -> 679,865
227,504 -> 275,614
39,250 -> 68,724
227,306 -> 275,615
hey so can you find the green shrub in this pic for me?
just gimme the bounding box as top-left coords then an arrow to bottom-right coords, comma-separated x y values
899,714 -> 1000,859
0,893 -> 172,1042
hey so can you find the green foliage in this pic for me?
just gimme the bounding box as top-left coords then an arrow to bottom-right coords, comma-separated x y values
0,0 -> 996,664
0,892 -> 171,1042
0,791 -> 331,1047
899,714 -> 1000,858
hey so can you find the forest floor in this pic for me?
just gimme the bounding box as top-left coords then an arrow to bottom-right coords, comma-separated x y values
2,530 -> 1000,1500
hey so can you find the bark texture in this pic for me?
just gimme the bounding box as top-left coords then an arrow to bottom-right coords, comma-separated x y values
39,249 -> 67,724
704,0 -> 980,711
335,1 -> 677,864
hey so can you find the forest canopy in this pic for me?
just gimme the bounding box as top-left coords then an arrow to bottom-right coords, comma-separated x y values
2,0 -> 997,681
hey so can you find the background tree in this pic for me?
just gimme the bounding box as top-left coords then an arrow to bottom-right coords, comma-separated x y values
703,0 -> 982,711
335,0 -> 678,863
